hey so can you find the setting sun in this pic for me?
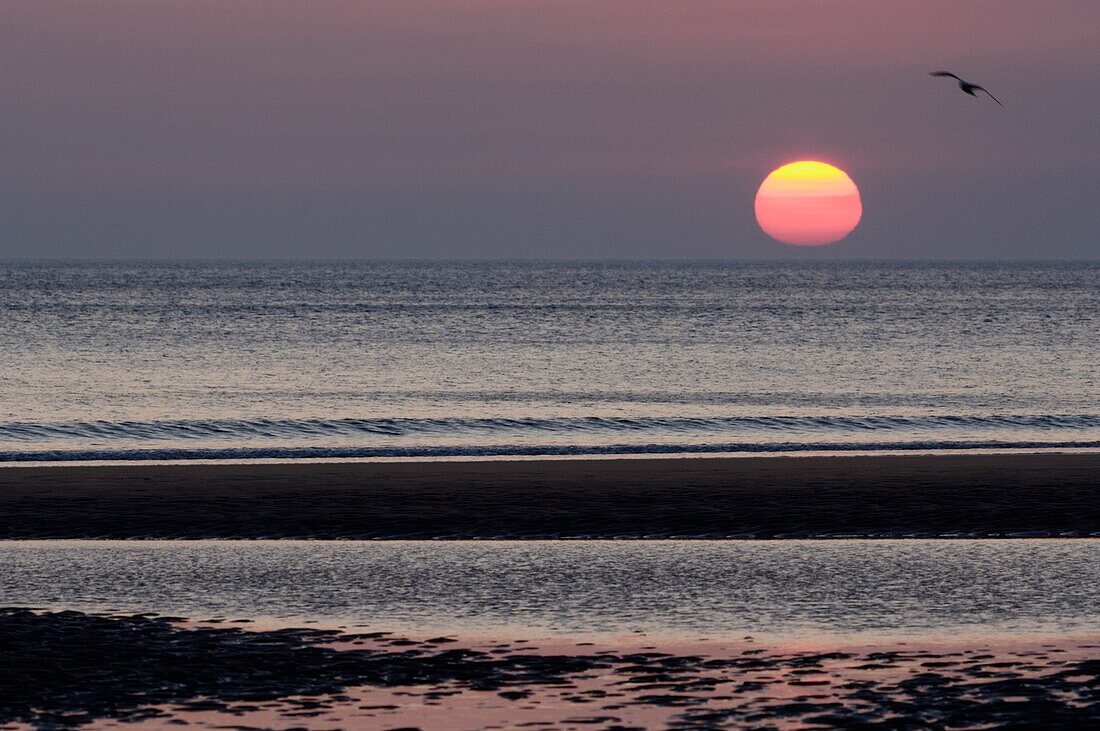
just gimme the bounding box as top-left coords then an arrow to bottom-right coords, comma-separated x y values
754,161 -> 862,246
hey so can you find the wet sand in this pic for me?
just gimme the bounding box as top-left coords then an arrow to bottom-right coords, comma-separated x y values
1,609 -> 1097,729
0,453 -> 1098,538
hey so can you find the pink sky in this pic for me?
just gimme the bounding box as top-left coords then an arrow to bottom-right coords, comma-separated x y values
1,1 -> 1097,258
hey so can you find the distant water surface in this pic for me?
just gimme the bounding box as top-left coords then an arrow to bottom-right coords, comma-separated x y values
1,262 -> 1098,461
2,540 -> 1097,640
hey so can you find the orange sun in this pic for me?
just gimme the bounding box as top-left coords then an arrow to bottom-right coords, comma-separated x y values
754,161 -> 862,246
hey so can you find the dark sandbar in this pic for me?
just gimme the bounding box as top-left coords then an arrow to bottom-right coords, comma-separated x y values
0,453 -> 1097,538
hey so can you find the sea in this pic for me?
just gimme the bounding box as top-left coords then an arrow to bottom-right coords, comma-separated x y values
2,539 -> 1098,640
1,261 -> 1097,463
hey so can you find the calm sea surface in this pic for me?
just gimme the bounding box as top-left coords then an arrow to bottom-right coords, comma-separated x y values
1,261 -> 1098,461
2,540 -> 1097,640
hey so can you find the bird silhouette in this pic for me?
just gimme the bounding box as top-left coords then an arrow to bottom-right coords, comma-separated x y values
930,72 -> 1003,106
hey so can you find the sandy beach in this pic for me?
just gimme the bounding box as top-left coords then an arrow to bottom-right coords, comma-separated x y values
0,452 -> 1097,539
2,608 -> 1097,729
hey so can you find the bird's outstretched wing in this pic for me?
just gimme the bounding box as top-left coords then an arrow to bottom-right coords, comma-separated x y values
929,71 -> 961,80
972,85 -> 1004,106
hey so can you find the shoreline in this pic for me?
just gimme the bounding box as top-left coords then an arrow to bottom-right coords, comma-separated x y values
3,443 -> 1100,468
5,440 -> 1100,464
1,452 -> 1097,539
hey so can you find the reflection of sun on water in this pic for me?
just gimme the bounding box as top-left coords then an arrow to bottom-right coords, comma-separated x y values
755,161 -> 862,246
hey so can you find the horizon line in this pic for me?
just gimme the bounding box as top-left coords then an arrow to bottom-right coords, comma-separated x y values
2,257 -> 1100,265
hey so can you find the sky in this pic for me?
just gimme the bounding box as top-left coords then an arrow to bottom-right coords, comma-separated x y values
1,1 -> 1097,260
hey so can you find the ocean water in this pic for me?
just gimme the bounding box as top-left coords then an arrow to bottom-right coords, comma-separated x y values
1,261 -> 1098,462
2,539 -> 1097,639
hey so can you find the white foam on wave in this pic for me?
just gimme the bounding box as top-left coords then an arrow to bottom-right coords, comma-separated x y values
2,413 -> 1100,443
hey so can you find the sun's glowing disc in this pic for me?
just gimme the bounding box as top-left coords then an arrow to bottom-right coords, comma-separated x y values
754,161 -> 862,246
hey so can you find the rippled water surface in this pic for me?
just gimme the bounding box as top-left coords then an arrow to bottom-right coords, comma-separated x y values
2,540 -> 1098,639
2,262 -> 1098,460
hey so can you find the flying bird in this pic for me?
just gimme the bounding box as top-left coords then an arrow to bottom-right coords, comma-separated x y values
930,72 -> 1003,106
